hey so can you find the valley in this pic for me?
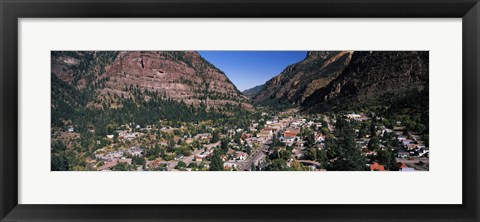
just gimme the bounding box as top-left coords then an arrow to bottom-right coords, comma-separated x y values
51,51 -> 429,171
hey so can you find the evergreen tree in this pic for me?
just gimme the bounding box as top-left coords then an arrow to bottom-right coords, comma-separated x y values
221,138 -> 229,153
326,119 -> 367,171
209,149 -> 224,171
211,130 -> 220,143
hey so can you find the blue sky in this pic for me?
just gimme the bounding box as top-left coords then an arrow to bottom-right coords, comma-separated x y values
198,51 -> 307,91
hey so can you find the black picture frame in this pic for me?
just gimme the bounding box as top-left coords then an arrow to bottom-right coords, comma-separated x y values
1,0 -> 479,221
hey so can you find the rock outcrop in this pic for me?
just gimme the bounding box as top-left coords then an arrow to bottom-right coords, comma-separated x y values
252,51 -> 353,105
51,51 -> 252,111
302,51 -> 429,111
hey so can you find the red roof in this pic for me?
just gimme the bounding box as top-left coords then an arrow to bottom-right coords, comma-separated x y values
284,131 -> 297,137
370,162 -> 385,171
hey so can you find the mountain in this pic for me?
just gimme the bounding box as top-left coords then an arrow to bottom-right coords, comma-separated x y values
302,51 -> 429,112
51,51 -> 119,89
51,51 -> 252,111
242,84 -> 264,97
51,51 -> 255,132
252,51 -> 353,106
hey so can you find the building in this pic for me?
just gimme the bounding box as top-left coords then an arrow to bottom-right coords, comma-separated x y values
346,113 -> 362,119
118,158 -> 132,165
174,154 -> 184,160
223,162 -> 238,170
194,133 -> 211,140
257,129 -> 273,139
235,151 -> 248,161
195,155 -> 204,162
370,162 -> 385,171
284,131 -> 297,138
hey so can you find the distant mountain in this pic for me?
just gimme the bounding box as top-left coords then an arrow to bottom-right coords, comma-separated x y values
252,51 -> 353,106
51,51 -> 252,111
242,84 -> 264,97
302,51 -> 429,112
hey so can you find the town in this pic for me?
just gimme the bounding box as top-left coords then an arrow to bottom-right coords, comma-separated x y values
54,108 -> 429,171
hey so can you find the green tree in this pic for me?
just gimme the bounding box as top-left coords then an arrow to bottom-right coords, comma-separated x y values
266,159 -> 289,171
113,162 -> 127,171
209,149 -> 224,171
221,138 -> 229,153
211,130 -> 220,143
175,161 -> 187,170
326,119 -> 367,171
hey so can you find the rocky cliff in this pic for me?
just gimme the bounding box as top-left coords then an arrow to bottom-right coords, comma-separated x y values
302,51 -> 429,111
51,51 -> 252,111
252,51 -> 353,105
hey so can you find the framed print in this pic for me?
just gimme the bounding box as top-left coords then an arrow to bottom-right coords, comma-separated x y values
1,0 -> 479,221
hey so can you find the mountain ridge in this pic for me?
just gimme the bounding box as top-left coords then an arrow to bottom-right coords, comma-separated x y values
51,51 -> 253,111
302,51 -> 429,112
242,84 -> 265,97
252,51 -> 353,105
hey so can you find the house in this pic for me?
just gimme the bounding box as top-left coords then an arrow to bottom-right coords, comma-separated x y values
257,129 -> 273,138
195,155 -> 204,162
291,122 -> 301,127
68,127 -> 74,132
269,123 -> 284,130
194,133 -> 211,140
223,162 -> 238,170
107,134 -> 114,139
284,131 -> 297,138
283,136 -> 296,144
235,151 -> 248,161
119,158 -> 132,165
370,162 -> 385,171
220,154 -> 228,162
128,147 -> 143,156
264,127 -> 279,133
346,113 -> 361,119
286,127 -> 301,134
402,139 -> 413,146
174,154 -> 184,160
406,143 -> 418,150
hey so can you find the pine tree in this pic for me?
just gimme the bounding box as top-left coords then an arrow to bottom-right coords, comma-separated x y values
209,149 -> 224,171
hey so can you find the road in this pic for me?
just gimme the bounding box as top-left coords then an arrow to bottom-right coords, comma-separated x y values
238,140 -> 270,171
